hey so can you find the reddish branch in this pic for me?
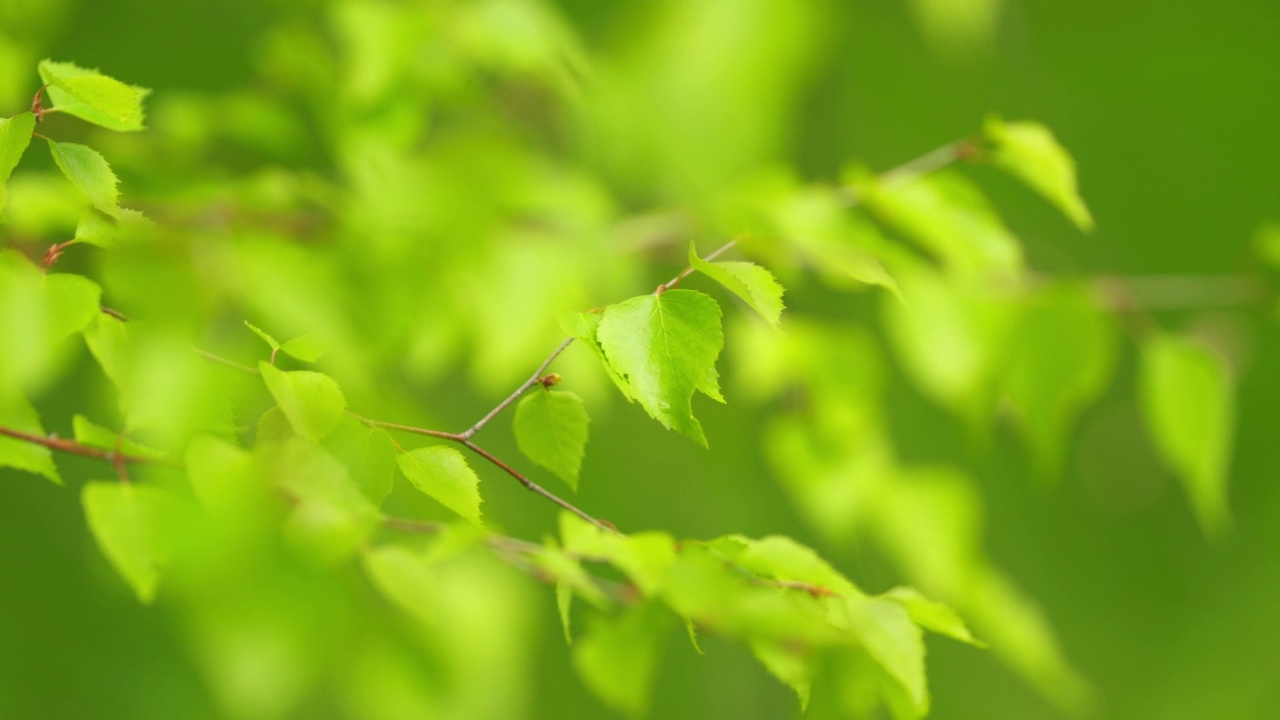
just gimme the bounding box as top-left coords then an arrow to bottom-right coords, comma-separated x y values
0,426 -> 179,468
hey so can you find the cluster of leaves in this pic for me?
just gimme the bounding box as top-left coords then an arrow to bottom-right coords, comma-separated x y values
0,4 -> 1265,714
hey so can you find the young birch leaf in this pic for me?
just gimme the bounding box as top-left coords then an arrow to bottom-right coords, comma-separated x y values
864,170 -> 1023,278
560,311 -> 634,401
985,116 -> 1094,232
882,587 -> 984,647
1139,334 -> 1234,535
596,289 -> 724,447
688,242 -> 785,327
832,597 -> 928,717
396,446 -> 484,526
556,580 -> 575,644
0,392 -> 61,483
697,363 -> 725,403
81,481 -> 174,603
38,59 -> 151,132
513,389 -> 589,491
572,602 -> 672,716
258,362 -> 346,441
245,321 -> 281,351
279,333 -> 327,362
0,112 -> 36,215
73,207 -> 151,248
46,139 -> 120,218
752,640 -> 813,710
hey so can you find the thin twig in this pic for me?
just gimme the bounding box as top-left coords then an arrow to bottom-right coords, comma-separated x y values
460,336 -> 576,440
101,306 -> 131,322
655,239 -> 739,294
0,426 -> 180,468
461,439 -> 617,533
838,137 -> 974,207
347,411 -> 459,441
193,348 -> 260,374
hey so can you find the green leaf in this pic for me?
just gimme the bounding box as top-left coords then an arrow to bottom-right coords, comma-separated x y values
560,311 -> 634,401
556,581 -> 574,644
38,59 -> 151,132
767,185 -> 900,295
184,434 -> 257,514
74,207 -> 152,249
1003,285 -> 1116,475
323,416 -> 397,504
559,513 -> 676,596
865,170 -> 1023,278
532,543 -> 609,626
0,392 -> 61,483
245,321 -> 281,350
984,116 -> 1094,232
882,587 -> 984,647
396,445 -> 484,526
71,415 -> 166,460
0,112 -> 36,216
513,389 -> 589,491
46,139 -> 120,218
684,618 -> 705,655
709,534 -> 861,597
751,640 -> 813,710
572,602 -> 672,716
1139,334 -> 1235,534
0,251 -> 102,390
269,439 -> 380,562
81,481 -> 175,603
688,242 -> 785,327
279,333 -> 327,363
596,289 -> 724,446
258,362 -> 346,441
831,596 -> 928,716
83,313 -> 128,387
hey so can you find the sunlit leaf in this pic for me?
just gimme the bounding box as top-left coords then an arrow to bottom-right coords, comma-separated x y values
596,289 -> 724,446
865,170 -> 1022,278
246,321 -> 281,350
258,362 -> 346,441
1003,285 -> 1116,475
830,596 -> 928,716
882,587 -> 983,647
752,640 -> 813,709
73,207 -> 152,248
1139,334 -> 1234,534
81,481 -> 176,603
559,512 -> 675,596
688,242 -> 785,327
708,534 -> 860,597
46,138 -> 120,218
513,389 -> 589,491
39,59 -> 151,132
270,439 -> 380,562
985,116 -> 1094,231
0,391 -> 61,483
561,311 -> 635,401
396,445 -> 484,526
572,602 -> 672,715
0,112 -> 36,215
279,333 -> 327,362
0,251 -> 102,390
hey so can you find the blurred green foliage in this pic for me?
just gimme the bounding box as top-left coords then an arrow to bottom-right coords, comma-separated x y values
2,1 -> 1280,719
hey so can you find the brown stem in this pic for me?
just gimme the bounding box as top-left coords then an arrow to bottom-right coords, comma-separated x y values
461,439 -> 617,533
0,426 -> 179,468
460,336 -> 576,440
347,412 -> 459,441
838,137 -> 974,207
194,348 -> 260,374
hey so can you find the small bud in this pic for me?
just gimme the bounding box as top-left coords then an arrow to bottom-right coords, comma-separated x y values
540,373 -> 562,388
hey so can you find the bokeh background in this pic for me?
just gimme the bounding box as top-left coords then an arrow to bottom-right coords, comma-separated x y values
2,0 -> 1278,718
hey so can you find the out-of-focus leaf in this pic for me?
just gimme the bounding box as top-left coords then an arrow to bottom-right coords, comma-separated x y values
245,321 -> 281,350
0,391 -> 61,483
752,640 -> 814,709
830,596 -> 928,717
688,242 -> 785,326
258,362 -> 346,441
905,0 -> 1001,57
323,416 -> 396,504
572,602 -> 672,716
396,445 -> 484,526
513,389 -> 589,491
1139,334 -> 1235,534
46,139 -> 120,217
559,512 -> 675,595
73,207 -> 152,248
865,170 -> 1022,278
0,250 -> 101,391
882,587 -> 984,647
270,439 -> 380,562
0,111 -> 35,215
707,534 -> 860,597
279,333 -> 327,362
1003,285 -> 1116,474
767,185 -> 901,295
81,481 -> 176,603
39,59 -> 151,131
597,289 -> 723,446
985,116 -> 1094,231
